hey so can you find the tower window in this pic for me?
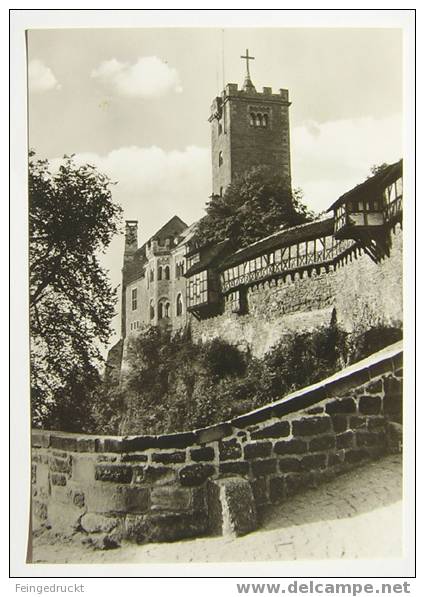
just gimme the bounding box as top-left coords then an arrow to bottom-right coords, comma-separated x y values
256,113 -> 262,127
158,266 -> 162,280
176,293 -> 183,316
218,151 -> 223,167
175,260 -> 185,278
249,113 -> 255,127
218,122 -> 223,135
131,288 -> 137,311
150,269 -> 154,282
262,114 -> 268,128
164,265 -> 170,280
150,300 -> 155,320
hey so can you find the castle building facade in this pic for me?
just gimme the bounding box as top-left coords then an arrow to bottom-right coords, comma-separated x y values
111,52 -> 403,377
119,53 -> 296,341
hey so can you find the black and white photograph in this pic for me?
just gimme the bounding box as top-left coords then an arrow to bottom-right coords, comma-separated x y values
9,9 -> 415,577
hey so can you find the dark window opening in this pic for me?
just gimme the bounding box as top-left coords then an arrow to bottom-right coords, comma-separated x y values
176,293 -> 183,316
131,288 -> 137,311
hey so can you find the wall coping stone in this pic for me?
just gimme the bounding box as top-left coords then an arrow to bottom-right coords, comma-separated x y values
32,341 -> 402,453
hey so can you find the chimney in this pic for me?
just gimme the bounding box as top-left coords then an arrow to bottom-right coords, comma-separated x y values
124,220 -> 138,265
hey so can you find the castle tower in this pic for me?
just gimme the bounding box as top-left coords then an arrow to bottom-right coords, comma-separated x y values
209,49 -> 292,196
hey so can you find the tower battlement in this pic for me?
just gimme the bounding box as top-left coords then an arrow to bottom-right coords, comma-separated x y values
209,86 -> 290,122
210,50 -> 292,196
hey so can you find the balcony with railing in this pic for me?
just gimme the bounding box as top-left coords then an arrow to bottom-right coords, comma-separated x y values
221,238 -> 355,293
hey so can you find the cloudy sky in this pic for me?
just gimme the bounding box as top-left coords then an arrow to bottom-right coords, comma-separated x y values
27,27 -> 402,343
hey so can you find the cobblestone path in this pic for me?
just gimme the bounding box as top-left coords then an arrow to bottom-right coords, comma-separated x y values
32,454 -> 402,564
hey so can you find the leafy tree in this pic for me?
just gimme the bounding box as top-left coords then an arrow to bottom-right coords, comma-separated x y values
39,365 -> 100,433
368,163 -> 389,177
29,151 -> 122,427
193,166 -> 314,250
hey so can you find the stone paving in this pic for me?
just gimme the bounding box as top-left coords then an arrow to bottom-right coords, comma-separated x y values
32,454 -> 402,564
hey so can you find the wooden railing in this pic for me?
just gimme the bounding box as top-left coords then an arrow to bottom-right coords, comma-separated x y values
221,239 -> 355,293
384,196 -> 403,223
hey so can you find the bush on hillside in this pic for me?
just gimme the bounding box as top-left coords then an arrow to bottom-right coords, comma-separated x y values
94,321 -> 402,436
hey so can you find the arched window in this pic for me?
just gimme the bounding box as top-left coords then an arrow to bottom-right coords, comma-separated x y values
150,269 -> 154,282
262,114 -> 268,128
249,113 -> 255,127
218,151 -> 223,167
220,186 -> 223,197
176,293 -> 183,317
256,113 -> 262,127
158,266 -> 162,281
218,122 -> 222,135
164,265 -> 170,280
149,300 -> 155,320
158,298 -> 170,320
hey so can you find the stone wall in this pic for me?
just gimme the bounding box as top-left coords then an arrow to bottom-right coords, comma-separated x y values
191,224 -> 403,357
32,342 -> 402,546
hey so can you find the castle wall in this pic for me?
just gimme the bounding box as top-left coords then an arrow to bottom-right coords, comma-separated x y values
190,224 -> 403,356
32,343 -> 402,546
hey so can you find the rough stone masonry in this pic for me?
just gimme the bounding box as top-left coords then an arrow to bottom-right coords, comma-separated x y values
32,342 -> 402,548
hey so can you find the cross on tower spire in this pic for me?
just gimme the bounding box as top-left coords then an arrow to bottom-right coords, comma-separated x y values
240,49 -> 255,77
240,49 -> 256,92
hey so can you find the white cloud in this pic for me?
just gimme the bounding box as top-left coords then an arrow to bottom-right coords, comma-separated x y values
91,56 -> 182,98
28,59 -> 61,93
292,114 -> 402,213
49,143 -> 209,283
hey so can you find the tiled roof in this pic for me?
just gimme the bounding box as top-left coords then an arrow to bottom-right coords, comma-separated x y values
327,159 -> 403,212
150,215 -> 188,241
123,215 -> 188,285
219,217 -> 334,269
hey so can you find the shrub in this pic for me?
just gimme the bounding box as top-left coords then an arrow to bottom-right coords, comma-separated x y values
95,321 -> 401,435
349,325 -> 402,363
201,338 -> 247,378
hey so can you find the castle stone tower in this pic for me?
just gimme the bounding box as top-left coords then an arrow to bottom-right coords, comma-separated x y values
209,49 -> 292,196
